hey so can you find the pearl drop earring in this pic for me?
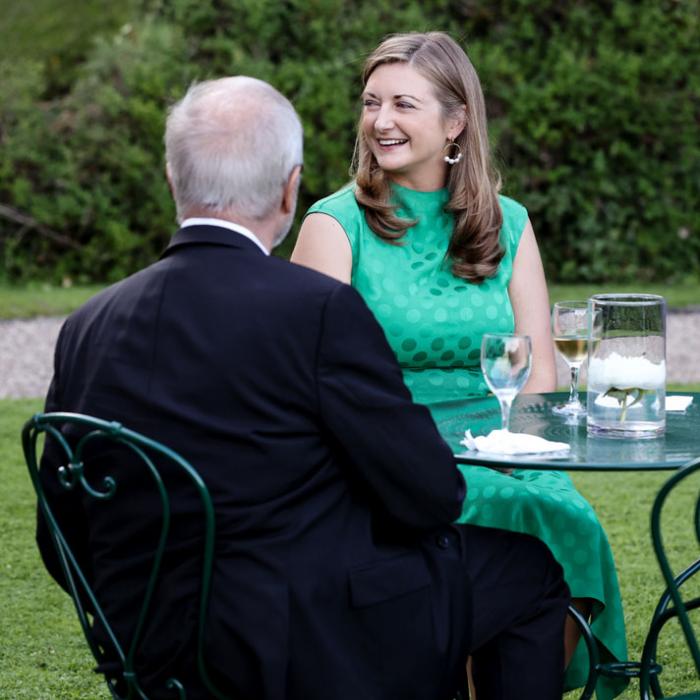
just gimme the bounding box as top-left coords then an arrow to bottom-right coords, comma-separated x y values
443,139 -> 462,165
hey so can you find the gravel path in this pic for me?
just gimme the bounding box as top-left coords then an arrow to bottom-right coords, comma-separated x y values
1,312 -> 700,400
1,317 -> 65,400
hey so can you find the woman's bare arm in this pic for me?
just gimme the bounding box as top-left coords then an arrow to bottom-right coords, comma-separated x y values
291,213 -> 353,284
509,219 -> 557,393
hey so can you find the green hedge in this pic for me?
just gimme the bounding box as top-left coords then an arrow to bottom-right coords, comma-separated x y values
0,0 -> 698,284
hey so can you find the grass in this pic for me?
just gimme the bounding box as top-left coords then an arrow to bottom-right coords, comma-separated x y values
1,280 -> 698,321
2,397 -> 698,698
0,398 -> 105,699
669,383 -> 700,392
566,467 -> 699,699
549,282 -> 700,309
0,283 -> 104,320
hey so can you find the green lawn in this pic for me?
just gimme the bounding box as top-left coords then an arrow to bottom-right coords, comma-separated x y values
1,280 -> 698,321
565,469 -> 699,699
0,399 -> 105,699
1,397 -> 698,698
0,283 -> 104,319
549,282 -> 700,309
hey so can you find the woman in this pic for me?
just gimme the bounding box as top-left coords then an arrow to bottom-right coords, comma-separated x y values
292,32 -> 627,699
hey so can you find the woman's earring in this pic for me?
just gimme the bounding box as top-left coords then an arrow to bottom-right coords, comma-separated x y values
443,139 -> 462,165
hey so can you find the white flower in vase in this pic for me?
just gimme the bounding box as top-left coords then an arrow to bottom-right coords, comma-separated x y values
588,351 -> 666,421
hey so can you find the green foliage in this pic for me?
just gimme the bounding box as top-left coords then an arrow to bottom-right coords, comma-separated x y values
485,0 -> 700,283
0,0 -> 137,95
0,20 -> 191,282
0,0 -> 698,283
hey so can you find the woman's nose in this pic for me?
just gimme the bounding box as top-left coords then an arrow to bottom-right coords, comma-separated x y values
375,105 -> 395,131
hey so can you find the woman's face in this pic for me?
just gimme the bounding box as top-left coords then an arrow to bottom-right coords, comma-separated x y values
361,62 -> 459,191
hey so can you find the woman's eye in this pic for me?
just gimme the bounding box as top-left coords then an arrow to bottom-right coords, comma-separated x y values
397,101 -> 415,109
363,99 -> 379,108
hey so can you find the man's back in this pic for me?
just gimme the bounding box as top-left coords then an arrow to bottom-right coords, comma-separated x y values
39,224 -> 470,699
36,75 -> 570,700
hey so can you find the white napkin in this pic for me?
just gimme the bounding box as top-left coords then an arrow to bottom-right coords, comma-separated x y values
666,395 -> 693,411
460,429 -> 570,455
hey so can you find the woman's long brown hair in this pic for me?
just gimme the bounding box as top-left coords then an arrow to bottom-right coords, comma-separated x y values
352,32 -> 504,283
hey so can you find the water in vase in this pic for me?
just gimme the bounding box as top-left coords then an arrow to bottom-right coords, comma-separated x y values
587,352 -> 666,438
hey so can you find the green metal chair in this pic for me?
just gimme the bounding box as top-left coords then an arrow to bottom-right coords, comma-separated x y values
639,456 -> 700,700
567,604 -> 601,700
22,412 -> 230,700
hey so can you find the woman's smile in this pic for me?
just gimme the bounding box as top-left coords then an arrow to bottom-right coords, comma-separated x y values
376,138 -> 408,148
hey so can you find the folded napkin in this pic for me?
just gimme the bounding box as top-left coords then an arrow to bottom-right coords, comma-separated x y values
460,429 -> 570,455
666,395 -> 693,411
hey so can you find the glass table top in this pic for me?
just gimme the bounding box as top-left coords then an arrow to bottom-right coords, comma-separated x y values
433,392 -> 700,471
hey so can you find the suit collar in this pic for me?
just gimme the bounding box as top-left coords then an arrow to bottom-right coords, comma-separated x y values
180,218 -> 269,254
161,224 -> 269,259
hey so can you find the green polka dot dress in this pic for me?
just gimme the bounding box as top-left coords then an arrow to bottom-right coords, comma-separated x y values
307,184 -> 628,699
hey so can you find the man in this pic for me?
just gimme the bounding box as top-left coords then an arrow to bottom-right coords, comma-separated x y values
37,76 -> 570,700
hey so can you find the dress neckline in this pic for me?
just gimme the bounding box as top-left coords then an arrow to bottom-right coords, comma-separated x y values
390,182 -> 449,199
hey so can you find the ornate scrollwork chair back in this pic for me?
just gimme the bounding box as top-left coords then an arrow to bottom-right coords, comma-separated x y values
640,455 -> 700,700
22,412 -> 230,700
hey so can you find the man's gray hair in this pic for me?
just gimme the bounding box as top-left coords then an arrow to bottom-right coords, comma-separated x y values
165,76 -> 303,222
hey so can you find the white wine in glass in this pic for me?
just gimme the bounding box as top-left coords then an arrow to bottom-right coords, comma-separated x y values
480,333 -> 532,432
552,301 -> 589,416
553,337 -> 588,365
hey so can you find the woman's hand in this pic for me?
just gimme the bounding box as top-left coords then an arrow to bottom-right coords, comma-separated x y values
489,466 -> 514,475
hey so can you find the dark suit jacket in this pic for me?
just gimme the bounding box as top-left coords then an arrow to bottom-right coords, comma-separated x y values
38,224 -> 472,699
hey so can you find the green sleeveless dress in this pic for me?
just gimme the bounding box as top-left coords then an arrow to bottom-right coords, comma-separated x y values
307,183 -> 628,699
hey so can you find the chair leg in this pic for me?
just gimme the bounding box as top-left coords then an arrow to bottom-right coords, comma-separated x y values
567,603 -> 600,700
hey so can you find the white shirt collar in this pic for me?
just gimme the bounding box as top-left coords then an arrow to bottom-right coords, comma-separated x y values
180,217 -> 269,256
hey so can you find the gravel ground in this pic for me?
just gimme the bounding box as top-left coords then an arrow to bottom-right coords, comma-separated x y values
1,312 -> 700,400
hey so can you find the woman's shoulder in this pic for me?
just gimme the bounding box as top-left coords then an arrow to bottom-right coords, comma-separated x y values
497,194 -> 528,226
304,183 -> 365,259
307,183 -> 361,219
497,194 -> 529,251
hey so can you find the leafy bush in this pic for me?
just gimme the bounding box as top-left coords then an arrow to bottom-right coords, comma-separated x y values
0,0 -> 698,283
0,22 -> 191,282
479,0 -> 700,283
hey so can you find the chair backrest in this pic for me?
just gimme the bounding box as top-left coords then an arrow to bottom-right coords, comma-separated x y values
640,455 -> 700,699
22,411 -> 230,700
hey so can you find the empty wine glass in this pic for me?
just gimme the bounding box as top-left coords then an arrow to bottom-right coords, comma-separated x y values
551,301 -> 589,416
481,333 -> 532,432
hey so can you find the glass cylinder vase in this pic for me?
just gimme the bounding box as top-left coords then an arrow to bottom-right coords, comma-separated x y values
586,294 -> 666,438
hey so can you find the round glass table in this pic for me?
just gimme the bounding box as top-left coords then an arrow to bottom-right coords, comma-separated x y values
433,391 -> 700,471
433,391 -> 700,699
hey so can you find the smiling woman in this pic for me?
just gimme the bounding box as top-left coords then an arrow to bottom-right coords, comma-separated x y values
292,31 -> 629,699
360,62 -> 464,192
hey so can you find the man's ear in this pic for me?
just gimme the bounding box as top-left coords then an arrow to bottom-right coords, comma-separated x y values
281,165 -> 303,215
165,163 -> 175,198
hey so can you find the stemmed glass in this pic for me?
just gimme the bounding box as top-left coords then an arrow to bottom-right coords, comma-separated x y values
551,301 -> 589,416
481,333 -> 532,432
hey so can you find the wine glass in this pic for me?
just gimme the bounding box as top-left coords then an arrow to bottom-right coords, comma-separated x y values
551,301 -> 589,416
481,333 -> 532,432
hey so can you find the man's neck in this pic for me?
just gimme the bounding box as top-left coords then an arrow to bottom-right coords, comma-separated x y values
180,217 -> 270,255
179,205 -> 279,252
